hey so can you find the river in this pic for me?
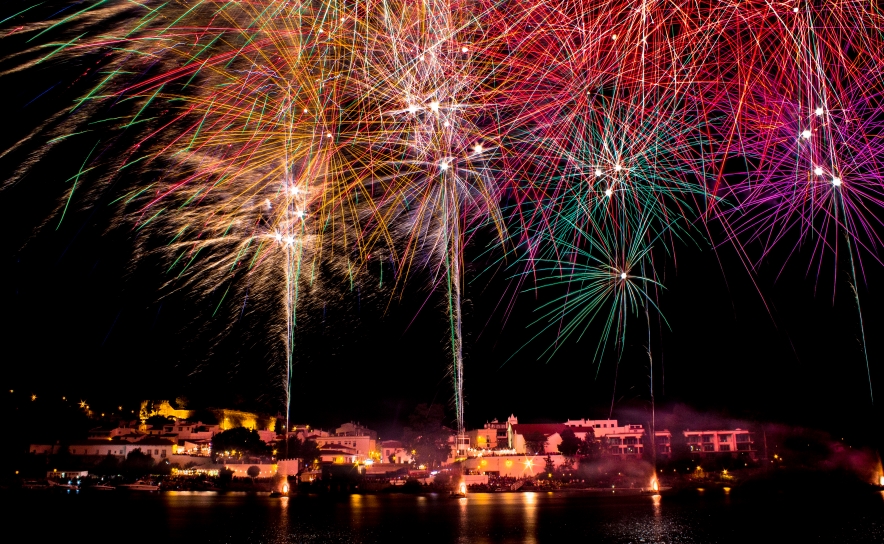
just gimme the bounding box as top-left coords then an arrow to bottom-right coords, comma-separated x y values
5,489 -> 884,543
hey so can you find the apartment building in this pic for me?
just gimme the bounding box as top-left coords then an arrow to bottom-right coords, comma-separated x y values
684,429 -> 756,459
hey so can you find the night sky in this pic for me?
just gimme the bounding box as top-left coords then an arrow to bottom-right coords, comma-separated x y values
1,1 -> 882,443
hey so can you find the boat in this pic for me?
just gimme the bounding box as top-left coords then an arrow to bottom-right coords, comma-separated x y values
48,480 -> 79,490
118,480 -> 160,491
89,484 -> 116,491
21,480 -> 51,490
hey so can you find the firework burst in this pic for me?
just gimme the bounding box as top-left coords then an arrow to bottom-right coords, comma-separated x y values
4,0 -> 884,415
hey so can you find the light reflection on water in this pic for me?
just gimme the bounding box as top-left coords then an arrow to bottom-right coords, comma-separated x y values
521,491 -> 538,544
649,494 -> 663,542
278,497 -> 289,527
8,489 -> 884,543
457,493 -> 469,543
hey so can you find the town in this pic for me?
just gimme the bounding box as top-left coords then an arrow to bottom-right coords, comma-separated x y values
18,398 -> 770,493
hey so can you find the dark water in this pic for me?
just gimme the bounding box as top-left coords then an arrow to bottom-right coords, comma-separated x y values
5,490 -> 884,543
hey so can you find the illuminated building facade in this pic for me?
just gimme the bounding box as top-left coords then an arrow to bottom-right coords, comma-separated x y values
317,443 -> 360,464
463,454 -> 569,478
684,429 -> 756,459
29,437 -> 175,459
506,419 -> 673,459
310,422 -> 378,462
466,416 -> 515,451
380,440 -> 413,463
161,421 -> 221,441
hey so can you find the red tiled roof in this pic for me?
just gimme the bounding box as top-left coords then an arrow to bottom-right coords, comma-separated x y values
512,424 -> 605,436
510,424 -> 567,437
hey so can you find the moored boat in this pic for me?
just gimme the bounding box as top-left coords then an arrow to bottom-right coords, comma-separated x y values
118,480 -> 160,491
48,480 -> 79,490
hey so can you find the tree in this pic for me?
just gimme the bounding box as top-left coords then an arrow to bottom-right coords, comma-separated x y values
122,450 -> 155,477
50,444 -> 73,470
409,436 -> 452,468
284,437 -> 320,468
92,453 -> 120,477
247,465 -> 261,481
154,459 -> 172,476
217,467 -> 234,486
558,428 -> 581,459
190,409 -> 219,425
145,415 -> 175,429
402,404 -> 453,468
544,455 -> 556,478
523,432 -> 548,455
406,403 -> 447,432
211,427 -> 270,461
578,428 -> 602,460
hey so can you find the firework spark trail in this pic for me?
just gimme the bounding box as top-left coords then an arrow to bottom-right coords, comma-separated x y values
526,213 -> 663,362
494,0 -> 718,371
335,0 -> 528,436
5,0 -> 884,416
27,1 -> 366,425
713,3 -> 884,403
